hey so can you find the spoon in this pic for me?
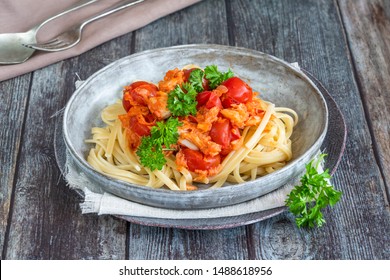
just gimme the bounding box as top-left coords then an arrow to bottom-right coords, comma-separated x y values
0,0 -> 97,64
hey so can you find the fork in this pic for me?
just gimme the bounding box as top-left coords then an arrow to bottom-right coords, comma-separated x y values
0,0 -> 98,64
25,0 -> 144,52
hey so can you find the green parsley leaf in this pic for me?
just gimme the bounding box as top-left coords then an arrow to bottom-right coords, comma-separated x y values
136,137 -> 166,171
285,154 -> 342,228
151,117 -> 181,148
136,117 -> 182,171
188,68 -> 204,93
167,83 -> 198,117
204,65 -> 234,89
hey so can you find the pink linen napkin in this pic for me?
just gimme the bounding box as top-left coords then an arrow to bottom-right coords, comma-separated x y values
0,0 -> 202,82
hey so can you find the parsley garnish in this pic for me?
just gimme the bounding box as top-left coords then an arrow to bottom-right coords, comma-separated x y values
204,65 -> 234,89
136,138 -> 166,171
285,154 -> 342,228
136,117 -> 182,170
188,68 -> 204,93
167,83 -> 198,117
150,117 -> 181,148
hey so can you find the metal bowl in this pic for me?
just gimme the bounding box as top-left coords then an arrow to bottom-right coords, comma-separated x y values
63,44 -> 328,209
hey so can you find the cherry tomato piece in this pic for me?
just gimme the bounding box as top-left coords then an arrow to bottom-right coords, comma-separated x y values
122,81 -> 158,111
196,91 -> 212,107
221,95 -> 240,108
222,77 -> 253,106
122,96 -> 132,112
182,148 -> 220,171
210,119 -> 231,148
129,116 -> 151,137
230,126 -> 241,141
196,91 -> 222,109
183,68 -> 196,82
206,92 -> 222,109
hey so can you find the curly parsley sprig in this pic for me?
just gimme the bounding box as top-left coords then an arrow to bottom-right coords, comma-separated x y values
167,83 -> 198,117
188,68 -> 205,93
136,117 -> 182,170
136,138 -> 166,171
285,154 -> 342,228
204,65 -> 234,89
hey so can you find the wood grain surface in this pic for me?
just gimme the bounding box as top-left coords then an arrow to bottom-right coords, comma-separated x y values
338,0 -> 390,205
1,0 -> 389,260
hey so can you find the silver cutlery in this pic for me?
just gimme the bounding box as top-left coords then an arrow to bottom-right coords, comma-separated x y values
25,0 -> 145,52
0,0 -> 98,64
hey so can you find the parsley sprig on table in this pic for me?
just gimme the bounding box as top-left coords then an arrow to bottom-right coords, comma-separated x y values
136,117 -> 182,170
285,154 -> 342,228
204,65 -> 234,89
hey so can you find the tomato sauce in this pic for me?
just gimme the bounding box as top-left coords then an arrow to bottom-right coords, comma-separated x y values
119,67 -> 265,177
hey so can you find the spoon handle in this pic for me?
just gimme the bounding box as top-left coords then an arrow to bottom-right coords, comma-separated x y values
34,0 -> 98,31
80,0 -> 144,28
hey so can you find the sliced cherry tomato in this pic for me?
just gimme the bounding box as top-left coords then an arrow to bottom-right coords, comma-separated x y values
206,92 -> 222,109
122,96 -> 132,112
196,91 -> 212,107
210,118 -> 231,148
187,115 -> 198,124
129,115 -> 151,137
183,68 -> 196,82
210,120 -> 241,155
222,77 -> 253,107
122,81 -> 158,111
182,148 -> 220,171
196,91 -> 222,109
230,126 -> 241,141
144,113 -> 157,124
221,95 -> 240,108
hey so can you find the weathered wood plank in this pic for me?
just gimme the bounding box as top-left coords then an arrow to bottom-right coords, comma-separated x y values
0,74 -> 31,258
3,0 -> 389,261
228,0 -> 390,259
128,226 -> 250,259
2,35 -> 136,259
126,0 -> 253,259
338,0 -> 390,205
134,0 -> 229,49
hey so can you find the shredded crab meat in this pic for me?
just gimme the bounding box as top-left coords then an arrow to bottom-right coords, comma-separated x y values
220,103 -> 249,128
196,107 -> 220,132
147,91 -> 171,119
158,68 -> 185,92
179,118 -> 222,154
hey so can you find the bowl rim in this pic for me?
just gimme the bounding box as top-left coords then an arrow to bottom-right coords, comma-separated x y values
63,44 -> 328,200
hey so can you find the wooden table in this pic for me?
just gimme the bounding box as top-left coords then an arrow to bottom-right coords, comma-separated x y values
1,0 -> 389,260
